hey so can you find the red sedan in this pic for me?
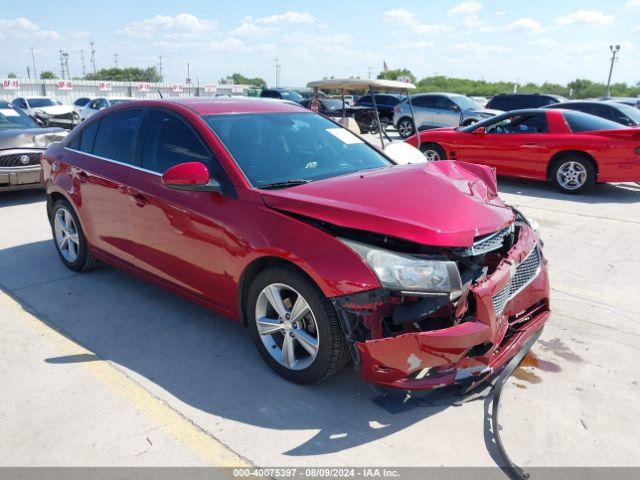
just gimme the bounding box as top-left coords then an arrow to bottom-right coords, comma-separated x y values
405,108 -> 640,194
42,98 -> 549,390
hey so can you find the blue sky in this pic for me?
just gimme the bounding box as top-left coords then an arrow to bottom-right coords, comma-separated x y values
1,0 -> 638,87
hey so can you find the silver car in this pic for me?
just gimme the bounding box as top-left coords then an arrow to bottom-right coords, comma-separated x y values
393,92 -> 501,138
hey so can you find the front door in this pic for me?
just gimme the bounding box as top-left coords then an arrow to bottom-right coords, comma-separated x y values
126,108 -> 228,306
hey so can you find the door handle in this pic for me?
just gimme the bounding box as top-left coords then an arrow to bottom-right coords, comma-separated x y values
131,192 -> 149,207
521,142 -> 538,147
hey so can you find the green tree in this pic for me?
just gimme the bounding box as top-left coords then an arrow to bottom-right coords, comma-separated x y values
7,72 -> 17,78
377,68 -> 416,84
224,73 -> 266,87
40,71 -> 57,79
83,67 -> 161,82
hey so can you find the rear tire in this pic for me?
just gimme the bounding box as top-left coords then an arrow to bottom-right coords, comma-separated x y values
420,143 -> 447,161
550,155 -> 596,194
50,199 -> 95,271
246,266 -> 350,384
397,117 -> 415,138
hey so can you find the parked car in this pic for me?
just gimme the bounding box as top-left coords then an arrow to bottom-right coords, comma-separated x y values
0,100 -> 67,191
11,96 -> 80,129
545,100 -> 640,126
393,93 -> 501,138
259,88 -> 304,104
353,93 -> 405,123
485,93 -> 567,111
296,89 -> 327,99
79,97 -> 132,120
599,96 -> 640,109
42,97 -> 549,390
406,108 -> 640,194
471,96 -> 489,108
72,97 -> 91,115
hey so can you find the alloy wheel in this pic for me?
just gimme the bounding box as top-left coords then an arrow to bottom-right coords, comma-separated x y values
398,120 -> 414,138
54,207 -> 80,263
254,283 -> 319,371
422,149 -> 441,161
556,161 -> 587,191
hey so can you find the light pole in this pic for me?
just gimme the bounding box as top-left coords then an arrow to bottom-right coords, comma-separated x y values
605,44 -> 620,97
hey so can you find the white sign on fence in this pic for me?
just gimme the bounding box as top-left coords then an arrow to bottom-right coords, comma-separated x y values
138,82 -> 150,92
57,81 -> 73,91
204,84 -> 217,93
2,79 -> 20,90
171,84 -> 183,93
98,82 -> 112,91
231,85 -> 243,94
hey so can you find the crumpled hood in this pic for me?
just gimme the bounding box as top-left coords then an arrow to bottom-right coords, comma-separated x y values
0,127 -> 67,149
261,161 -> 514,247
31,105 -> 74,116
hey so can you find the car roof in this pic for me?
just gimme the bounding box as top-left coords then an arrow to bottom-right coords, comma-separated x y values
548,100 -> 622,108
115,97 -> 307,116
0,100 -> 11,107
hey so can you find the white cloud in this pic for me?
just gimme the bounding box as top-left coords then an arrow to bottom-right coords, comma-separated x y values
256,11 -> 315,24
635,25 -> 640,33
34,30 -> 61,40
231,22 -> 276,38
554,10 -> 615,27
623,0 -> 640,11
0,17 -> 39,31
121,13 -> 216,38
451,42 -> 511,53
448,1 -> 483,16
382,9 -> 415,25
496,10 -> 507,16
461,16 -> 487,30
505,18 -> 542,33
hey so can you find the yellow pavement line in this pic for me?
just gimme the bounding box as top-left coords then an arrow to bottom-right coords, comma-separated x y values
1,291 -> 251,468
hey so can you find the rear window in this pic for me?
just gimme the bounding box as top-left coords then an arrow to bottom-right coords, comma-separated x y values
563,111 -> 625,132
93,109 -> 143,164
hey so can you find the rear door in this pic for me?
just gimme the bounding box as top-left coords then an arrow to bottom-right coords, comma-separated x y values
411,95 -> 438,129
65,108 -> 144,263
432,95 -> 462,127
126,108 -> 228,305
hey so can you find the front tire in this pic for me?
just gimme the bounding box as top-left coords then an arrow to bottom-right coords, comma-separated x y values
551,155 -> 596,194
246,266 -> 349,384
50,199 -> 95,271
420,143 -> 447,161
397,118 -> 415,138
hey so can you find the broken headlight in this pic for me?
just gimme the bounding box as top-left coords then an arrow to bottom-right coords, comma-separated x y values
340,238 -> 462,294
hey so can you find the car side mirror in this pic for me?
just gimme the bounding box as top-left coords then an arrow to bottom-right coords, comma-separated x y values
449,105 -> 460,111
618,116 -> 633,126
162,162 -> 223,194
471,127 -> 485,134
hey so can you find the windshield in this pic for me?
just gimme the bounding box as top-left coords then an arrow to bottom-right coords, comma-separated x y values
563,110 -> 627,132
452,95 -> 479,110
616,103 -> 640,124
0,104 -> 39,130
322,99 -> 344,110
204,112 -> 392,188
28,98 -> 59,108
279,91 -> 303,102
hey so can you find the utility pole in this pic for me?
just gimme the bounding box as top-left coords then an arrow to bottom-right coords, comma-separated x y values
186,62 -> 191,97
30,47 -> 37,79
114,53 -> 119,69
59,50 -> 66,79
62,51 -> 70,79
90,40 -> 96,74
80,50 -> 86,76
367,66 -> 372,79
158,55 -> 163,81
273,57 -> 281,88
605,44 -> 620,97
27,66 -> 31,79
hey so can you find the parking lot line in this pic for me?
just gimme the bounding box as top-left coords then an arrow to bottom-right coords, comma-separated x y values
0,289 -> 251,468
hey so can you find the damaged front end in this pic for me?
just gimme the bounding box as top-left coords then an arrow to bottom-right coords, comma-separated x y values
331,210 -> 550,390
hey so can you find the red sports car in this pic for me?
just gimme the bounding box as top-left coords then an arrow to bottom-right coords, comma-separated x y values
42,98 -> 549,390
405,108 -> 640,194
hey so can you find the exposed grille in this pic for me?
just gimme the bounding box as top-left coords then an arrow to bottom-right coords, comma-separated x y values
472,225 -> 513,256
0,151 -> 42,168
492,245 -> 541,316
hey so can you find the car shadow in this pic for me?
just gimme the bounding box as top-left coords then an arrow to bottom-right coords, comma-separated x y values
0,239 -> 478,457
0,189 -> 46,207
497,177 -> 640,204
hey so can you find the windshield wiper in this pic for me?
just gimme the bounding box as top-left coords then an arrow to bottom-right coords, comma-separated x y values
259,179 -> 311,190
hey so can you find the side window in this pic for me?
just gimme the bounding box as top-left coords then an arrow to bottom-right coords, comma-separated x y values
413,96 -> 436,108
93,109 -> 143,164
79,121 -> 99,153
142,110 -> 210,174
486,114 -> 548,134
261,91 -> 279,99
98,99 -> 109,109
434,96 -> 455,110
357,95 -> 371,104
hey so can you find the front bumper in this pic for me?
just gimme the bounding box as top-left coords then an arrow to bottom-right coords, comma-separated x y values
0,166 -> 42,191
334,225 -> 550,390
